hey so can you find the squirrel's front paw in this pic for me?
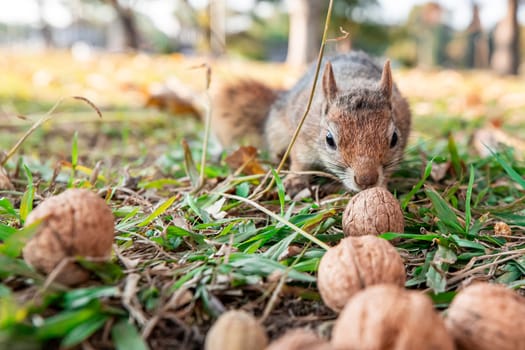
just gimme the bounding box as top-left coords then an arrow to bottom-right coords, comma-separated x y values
283,174 -> 310,199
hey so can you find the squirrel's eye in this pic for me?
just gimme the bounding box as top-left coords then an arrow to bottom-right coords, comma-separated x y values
390,131 -> 398,148
326,131 -> 337,150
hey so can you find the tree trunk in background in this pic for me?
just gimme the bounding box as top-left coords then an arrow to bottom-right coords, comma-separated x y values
286,0 -> 323,65
210,0 -> 226,56
490,0 -> 520,75
37,0 -> 54,47
107,0 -> 140,50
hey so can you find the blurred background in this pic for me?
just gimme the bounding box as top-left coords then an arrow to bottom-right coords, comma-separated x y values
1,0 -> 524,74
2,0 -> 525,162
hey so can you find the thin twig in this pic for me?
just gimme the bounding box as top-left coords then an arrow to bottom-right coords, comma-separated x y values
448,248 -> 525,277
447,252 -> 525,286
1,96 -> 101,167
260,270 -> 288,323
260,241 -> 313,323
250,0 -> 335,199
326,26 -> 350,42
217,192 -> 330,250
198,64 -> 213,188
142,278 -> 198,339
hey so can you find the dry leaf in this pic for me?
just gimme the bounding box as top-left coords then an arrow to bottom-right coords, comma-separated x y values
146,90 -> 200,118
0,167 -> 14,190
205,197 -> 227,220
430,161 -> 451,182
464,91 -> 482,107
225,146 -> 265,175
277,245 -> 303,261
494,221 -> 511,236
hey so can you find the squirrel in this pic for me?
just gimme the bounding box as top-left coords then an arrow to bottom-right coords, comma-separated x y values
211,51 -> 411,195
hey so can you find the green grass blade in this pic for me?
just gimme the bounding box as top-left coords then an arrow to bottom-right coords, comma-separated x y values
489,150 -> 525,190
380,232 -> 440,241
137,195 -> 178,227
228,252 -> 316,283
112,319 -> 149,350
62,286 -> 120,309
185,194 -> 211,223
219,193 -> 329,250
429,291 -> 456,308
0,224 -> 16,241
71,131 -> 79,168
182,139 -> 200,188
451,235 -> 486,250
36,307 -> 99,339
0,256 -> 42,281
425,189 -> 464,234
61,314 -> 109,348
401,158 -> 434,210
166,225 -> 205,246
426,266 -> 446,293
69,131 -> 79,188
0,221 -> 40,258
19,165 -> 34,224
271,168 -> 286,217
172,265 -> 207,290
464,164 -> 475,234
0,198 -> 18,218
263,232 -> 298,260
448,133 -> 462,177
235,182 -> 250,198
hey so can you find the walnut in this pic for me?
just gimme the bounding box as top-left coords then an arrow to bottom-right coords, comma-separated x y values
266,329 -> 332,350
343,187 -> 404,236
332,284 -> 454,350
445,282 -> 525,350
205,310 -> 268,350
22,189 -> 114,285
317,236 -> 405,312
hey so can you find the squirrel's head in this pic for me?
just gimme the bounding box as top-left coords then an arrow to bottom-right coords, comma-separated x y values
319,59 -> 404,192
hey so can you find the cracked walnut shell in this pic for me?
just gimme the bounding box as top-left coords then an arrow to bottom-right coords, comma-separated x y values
445,282 -> 525,350
22,189 -> 114,285
332,284 -> 455,350
343,186 -> 404,236
317,236 -> 406,312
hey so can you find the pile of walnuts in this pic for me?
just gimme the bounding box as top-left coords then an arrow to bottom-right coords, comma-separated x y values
204,187 -> 525,350
23,188 -> 524,350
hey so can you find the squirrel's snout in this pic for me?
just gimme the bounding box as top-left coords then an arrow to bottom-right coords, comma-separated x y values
354,172 -> 379,189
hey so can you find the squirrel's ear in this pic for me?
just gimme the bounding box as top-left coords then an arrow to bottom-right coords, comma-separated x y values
380,59 -> 392,100
322,61 -> 338,102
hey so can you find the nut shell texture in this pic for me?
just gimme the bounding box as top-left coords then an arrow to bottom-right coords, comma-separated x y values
205,310 -> 268,350
266,329 -> 332,350
445,282 -> 525,350
332,284 -> 455,350
317,236 -> 405,312
22,189 -> 114,285
343,187 -> 404,236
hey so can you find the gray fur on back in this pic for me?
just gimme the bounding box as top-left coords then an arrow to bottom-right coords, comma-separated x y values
270,51 -> 391,125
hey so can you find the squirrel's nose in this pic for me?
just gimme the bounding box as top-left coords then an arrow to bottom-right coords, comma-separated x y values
354,172 -> 379,189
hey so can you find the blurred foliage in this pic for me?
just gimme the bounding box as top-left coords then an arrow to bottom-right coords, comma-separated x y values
1,0 -> 524,68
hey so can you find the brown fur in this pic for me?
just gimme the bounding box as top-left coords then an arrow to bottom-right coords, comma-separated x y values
211,52 -> 411,194
211,80 -> 278,148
